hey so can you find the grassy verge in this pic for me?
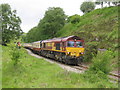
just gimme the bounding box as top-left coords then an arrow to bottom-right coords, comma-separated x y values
0,45 -> 2,89
2,45 -> 118,88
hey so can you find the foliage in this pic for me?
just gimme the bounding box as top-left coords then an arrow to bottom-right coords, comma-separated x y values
89,50 -> 114,74
95,0 -> 120,8
80,2 -> 95,13
95,0 -> 104,8
112,0 -> 120,6
0,4 -> 23,45
7,41 -> 22,66
40,7 -> 66,38
84,41 -> 98,62
67,14 -> 81,24
25,7 -> 66,42
81,50 -> 116,88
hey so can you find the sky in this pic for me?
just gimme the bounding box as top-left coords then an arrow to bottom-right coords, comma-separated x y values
0,0 -> 95,33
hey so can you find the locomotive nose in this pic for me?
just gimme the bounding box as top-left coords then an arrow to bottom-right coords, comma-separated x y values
66,47 -> 84,57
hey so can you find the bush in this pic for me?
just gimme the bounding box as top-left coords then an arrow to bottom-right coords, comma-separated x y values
89,50 -> 114,74
8,41 -> 22,66
84,41 -> 98,62
67,14 -> 81,24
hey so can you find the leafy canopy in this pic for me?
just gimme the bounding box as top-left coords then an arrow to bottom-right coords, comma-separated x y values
80,2 -> 95,13
25,7 -> 66,42
1,4 -> 23,45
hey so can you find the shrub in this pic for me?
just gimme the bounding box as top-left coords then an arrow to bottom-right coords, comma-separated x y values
89,50 -> 114,74
8,41 -> 22,66
84,41 -> 98,62
70,15 -> 81,24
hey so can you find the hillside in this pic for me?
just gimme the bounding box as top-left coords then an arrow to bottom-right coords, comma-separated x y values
56,6 -> 118,49
24,6 -> 118,69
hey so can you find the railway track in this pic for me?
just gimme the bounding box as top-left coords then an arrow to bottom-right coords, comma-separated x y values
26,48 -> 119,83
75,64 -> 119,83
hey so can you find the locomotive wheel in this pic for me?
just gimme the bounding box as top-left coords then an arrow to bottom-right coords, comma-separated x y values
59,57 -> 63,63
65,59 -> 68,64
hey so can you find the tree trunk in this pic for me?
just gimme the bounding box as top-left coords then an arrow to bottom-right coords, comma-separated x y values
101,2 -> 103,8
108,2 -> 110,7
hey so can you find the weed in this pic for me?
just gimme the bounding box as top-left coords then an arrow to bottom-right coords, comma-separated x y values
90,50 -> 114,74
7,41 -> 22,66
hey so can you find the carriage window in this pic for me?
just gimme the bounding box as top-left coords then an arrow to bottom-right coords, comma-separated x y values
56,43 -> 60,50
76,42 -> 82,47
67,41 -> 74,47
40,43 -> 42,48
43,43 -> 46,48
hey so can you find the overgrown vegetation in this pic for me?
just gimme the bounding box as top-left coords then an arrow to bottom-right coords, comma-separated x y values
82,49 -> 119,88
2,45 -> 118,88
7,42 -> 22,66
89,50 -> 114,74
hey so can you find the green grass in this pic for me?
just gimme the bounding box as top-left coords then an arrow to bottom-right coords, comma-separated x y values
2,45 -> 118,88
0,45 -> 2,89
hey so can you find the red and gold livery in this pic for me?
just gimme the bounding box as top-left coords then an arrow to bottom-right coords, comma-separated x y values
24,35 -> 84,65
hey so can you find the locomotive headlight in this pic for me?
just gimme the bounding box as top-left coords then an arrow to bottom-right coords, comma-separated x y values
81,52 -> 84,54
67,52 -> 70,54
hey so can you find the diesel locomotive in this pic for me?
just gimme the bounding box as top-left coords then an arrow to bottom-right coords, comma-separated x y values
24,35 -> 84,65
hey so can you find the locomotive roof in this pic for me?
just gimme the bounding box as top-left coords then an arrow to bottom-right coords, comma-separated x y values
42,35 -> 82,43
32,41 -> 41,43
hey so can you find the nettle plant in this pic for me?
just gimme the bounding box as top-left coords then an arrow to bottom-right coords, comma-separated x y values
8,41 -> 22,66
89,50 -> 114,74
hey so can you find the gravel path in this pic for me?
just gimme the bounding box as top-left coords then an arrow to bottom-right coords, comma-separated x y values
26,49 -> 84,73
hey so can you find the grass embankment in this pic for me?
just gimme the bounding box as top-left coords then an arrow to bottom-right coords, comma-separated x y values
57,6 -> 118,41
0,46 -> 2,89
2,45 -> 118,88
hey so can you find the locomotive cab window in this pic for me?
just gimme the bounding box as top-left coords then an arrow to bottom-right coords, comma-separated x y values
76,42 -> 82,47
56,43 -> 60,50
67,41 -> 74,47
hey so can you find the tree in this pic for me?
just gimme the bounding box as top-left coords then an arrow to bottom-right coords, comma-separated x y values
112,0 -> 120,6
95,0 -> 120,8
0,4 -> 23,45
39,7 -> 66,39
25,7 -> 66,42
25,26 -> 38,42
80,2 -> 95,14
